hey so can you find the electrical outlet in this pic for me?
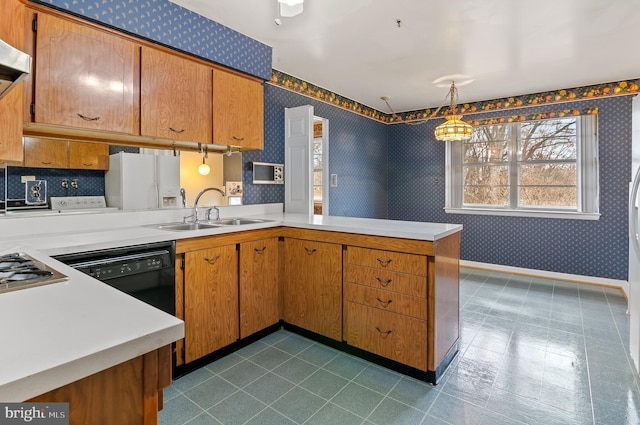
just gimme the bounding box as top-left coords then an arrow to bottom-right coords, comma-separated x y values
21,175 -> 36,183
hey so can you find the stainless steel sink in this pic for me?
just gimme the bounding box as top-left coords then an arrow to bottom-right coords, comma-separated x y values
210,218 -> 273,226
156,222 -> 222,231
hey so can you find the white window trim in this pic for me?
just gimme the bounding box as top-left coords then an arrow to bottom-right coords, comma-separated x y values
445,115 -> 600,220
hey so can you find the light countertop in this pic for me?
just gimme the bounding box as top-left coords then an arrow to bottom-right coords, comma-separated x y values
0,204 -> 461,401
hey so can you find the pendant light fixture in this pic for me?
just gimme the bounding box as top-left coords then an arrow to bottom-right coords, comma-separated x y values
381,80 -> 474,142
433,82 -> 474,142
198,145 -> 210,176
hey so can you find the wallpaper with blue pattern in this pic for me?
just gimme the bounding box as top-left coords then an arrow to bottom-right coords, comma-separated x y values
32,0 -> 272,81
243,84 -> 389,218
388,96 -> 633,281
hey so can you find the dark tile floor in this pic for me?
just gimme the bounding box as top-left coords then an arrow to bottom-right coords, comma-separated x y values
159,268 -> 640,424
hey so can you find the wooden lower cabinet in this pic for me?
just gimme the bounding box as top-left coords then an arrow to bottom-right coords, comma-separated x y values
176,228 -> 460,383
282,238 -> 342,341
344,301 -> 427,370
239,237 -> 279,338
344,245 -> 430,371
184,244 -> 238,363
28,345 -> 172,425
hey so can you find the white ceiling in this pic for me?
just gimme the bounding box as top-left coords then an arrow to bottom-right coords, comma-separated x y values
169,0 -> 640,113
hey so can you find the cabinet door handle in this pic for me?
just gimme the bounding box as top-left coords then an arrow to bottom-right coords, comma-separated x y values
304,247 -> 317,254
376,258 -> 392,267
40,161 -> 52,165
232,136 -> 245,141
77,113 -> 101,121
83,163 -> 94,166
254,246 -> 267,254
169,127 -> 185,134
375,297 -> 393,307
203,255 -> 220,265
375,327 -> 392,337
375,277 -> 392,286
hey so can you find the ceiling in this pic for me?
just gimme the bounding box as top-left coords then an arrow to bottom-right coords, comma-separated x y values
169,0 -> 640,113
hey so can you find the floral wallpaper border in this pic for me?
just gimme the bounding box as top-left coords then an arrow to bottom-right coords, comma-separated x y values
469,107 -> 598,127
270,69 -> 638,125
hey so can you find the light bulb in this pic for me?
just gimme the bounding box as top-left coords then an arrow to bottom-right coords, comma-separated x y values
198,163 -> 210,176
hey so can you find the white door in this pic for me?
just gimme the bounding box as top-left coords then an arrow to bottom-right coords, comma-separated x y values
284,105 -> 314,215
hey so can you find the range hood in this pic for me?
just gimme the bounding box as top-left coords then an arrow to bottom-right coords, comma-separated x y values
0,38 -> 31,100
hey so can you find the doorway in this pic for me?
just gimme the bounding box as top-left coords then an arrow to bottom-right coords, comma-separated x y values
284,105 -> 329,216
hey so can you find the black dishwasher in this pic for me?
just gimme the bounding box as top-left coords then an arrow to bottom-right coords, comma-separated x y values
54,241 -> 176,315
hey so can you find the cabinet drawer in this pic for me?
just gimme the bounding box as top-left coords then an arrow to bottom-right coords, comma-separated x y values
345,264 -> 426,298
346,246 -> 427,276
344,302 -> 427,370
345,283 -> 426,320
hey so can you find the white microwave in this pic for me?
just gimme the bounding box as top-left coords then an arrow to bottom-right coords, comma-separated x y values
252,162 -> 284,184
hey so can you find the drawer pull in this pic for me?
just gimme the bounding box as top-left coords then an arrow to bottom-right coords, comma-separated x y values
375,297 -> 393,307
304,247 -> 317,254
232,136 -> 245,141
375,277 -> 392,286
204,255 -> 220,264
254,246 -> 267,254
77,113 -> 101,121
375,327 -> 392,337
169,127 -> 185,134
376,258 -> 393,267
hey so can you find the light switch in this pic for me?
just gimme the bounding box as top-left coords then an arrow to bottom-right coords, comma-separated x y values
330,174 -> 338,187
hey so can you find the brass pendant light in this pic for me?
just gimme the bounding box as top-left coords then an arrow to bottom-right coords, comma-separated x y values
434,82 -> 474,142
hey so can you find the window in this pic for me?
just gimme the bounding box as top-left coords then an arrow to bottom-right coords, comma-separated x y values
446,115 -> 599,219
313,134 -> 323,202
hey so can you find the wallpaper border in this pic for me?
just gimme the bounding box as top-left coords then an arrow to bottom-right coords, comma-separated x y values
271,69 -> 638,125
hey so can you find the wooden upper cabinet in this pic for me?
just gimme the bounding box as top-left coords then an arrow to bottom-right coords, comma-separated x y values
213,70 -> 264,150
141,47 -> 212,143
0,0 -> 26,162
33,13 -> 139,134
23,137 -> 109,170
68,142 -> 109,170
23,137 -> 67,168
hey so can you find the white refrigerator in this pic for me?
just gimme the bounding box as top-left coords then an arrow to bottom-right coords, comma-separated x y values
629,95 -> 640,373
105,151 -> 181,210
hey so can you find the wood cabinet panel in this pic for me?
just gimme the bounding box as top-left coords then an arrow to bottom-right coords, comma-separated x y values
184,245 -> 238,363
239,237 -> 279,338
344,264 -> 426,298
213,70 -> 263,149
141,47 -> 212,143
283,238 -> 342,341
23,137 -> 68,168
344,283 -> 427,320
346,246 -> 427,276
23,137 -> 109,170
344,301 -> 427,370
29,346 -> 171,425
69,141 -> 109,170
0,0 -> 25,162
34,13 -> 139,134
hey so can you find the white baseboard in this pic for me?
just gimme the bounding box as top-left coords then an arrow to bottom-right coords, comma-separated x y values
460,260 -> 629,300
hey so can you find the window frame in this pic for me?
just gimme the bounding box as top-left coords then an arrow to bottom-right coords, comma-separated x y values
445,114 -> 600,220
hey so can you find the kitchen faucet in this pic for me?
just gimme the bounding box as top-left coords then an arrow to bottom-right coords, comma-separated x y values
179,188 -> 187,208
205,206 -> 221,221
193,187 -> 226,223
